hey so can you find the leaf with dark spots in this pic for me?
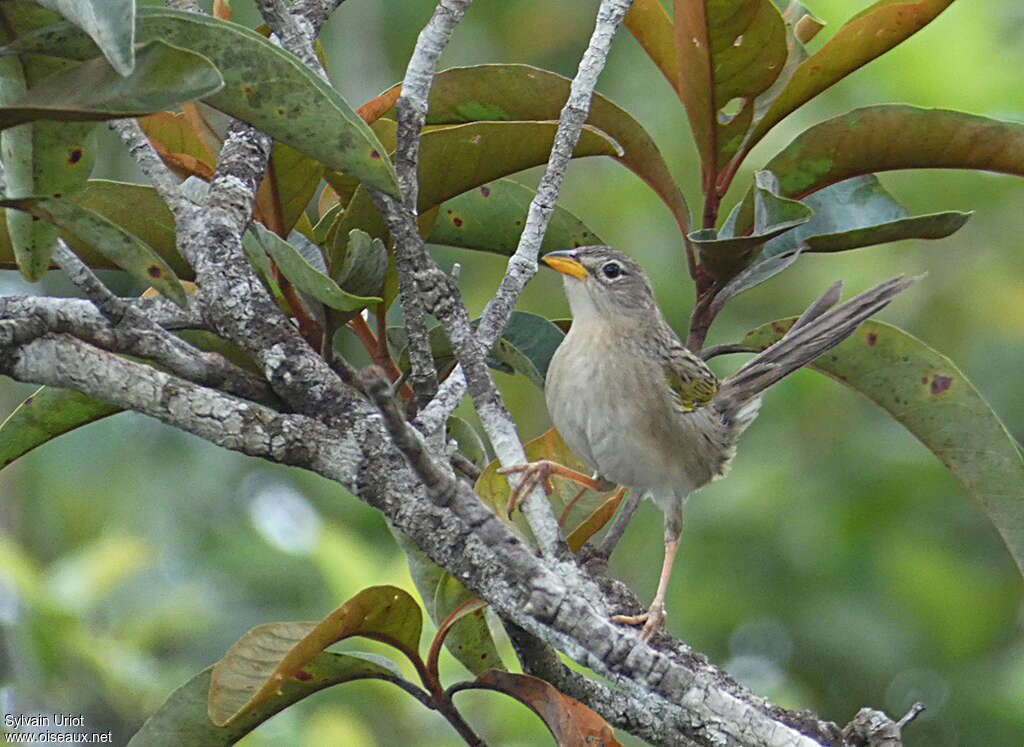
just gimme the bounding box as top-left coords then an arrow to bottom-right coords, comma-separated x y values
930,374 -> 953,396
0,41 -> 224,129
3,7 -> 399,194
377,64 -> 689,235
743,319 -> 1024,577
0,196 -> 187,306
428,178 -> 600,256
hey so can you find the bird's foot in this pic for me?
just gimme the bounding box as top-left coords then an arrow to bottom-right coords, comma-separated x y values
498,460 -> 611,519
498,460 -> 558,519
612,601 -> 667,642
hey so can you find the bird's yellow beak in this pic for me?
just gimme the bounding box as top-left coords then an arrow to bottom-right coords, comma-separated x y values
541,249 -> 588,279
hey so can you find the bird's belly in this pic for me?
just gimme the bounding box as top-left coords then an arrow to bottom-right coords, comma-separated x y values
546,341 -> 717,495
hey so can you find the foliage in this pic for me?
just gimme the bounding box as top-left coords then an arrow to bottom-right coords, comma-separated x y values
0,1 -> 1021,745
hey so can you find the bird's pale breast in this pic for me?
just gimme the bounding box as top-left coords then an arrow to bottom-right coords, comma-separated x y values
545,318 -> 729,500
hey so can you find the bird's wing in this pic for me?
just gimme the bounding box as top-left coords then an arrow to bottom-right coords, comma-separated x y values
662,341 -> 718,412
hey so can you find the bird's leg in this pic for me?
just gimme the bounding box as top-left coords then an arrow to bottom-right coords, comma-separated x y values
612,516 -> 682,642
595,488 -> 643,559
498,460 -> 612,519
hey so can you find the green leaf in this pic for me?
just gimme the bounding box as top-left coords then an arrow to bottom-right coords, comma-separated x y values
0,387 -> 122,470
748,1 -> 956,152
0,41 -> 223,129
742,319 -> 1024,578
416,121 -> 620,212
0,5 -> 98,280
690,170 -> 811,280
624,0 -> 677,89
334,229 -> 388,299
208,586 -> 422,726
673,0 -> 788,175
392,312 -> 563,387
130,652 -> 401,747
63,180 -> 184,275
328,119 -> 620,273
266,142 -> 323,237
2,7 -> 399,195
475,428 -> 620,547
760,106 -> 1024,202
248,223 -> 380,313
492,310 -> 565,386
34,0 -> 135,76
427,178 -> 601,255
762,174 -> 971,256
0,196 -> 187,306
711,247 -> 802,311
402,63 -> 689,234
390,529 -> 503,677
447,415 -> 488,468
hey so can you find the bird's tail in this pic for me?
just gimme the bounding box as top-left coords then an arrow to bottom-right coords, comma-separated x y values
715,275 -> 919,411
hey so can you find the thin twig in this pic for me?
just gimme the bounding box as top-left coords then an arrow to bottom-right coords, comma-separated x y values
368,0 -> 574,558
51,240 -> 279,406
109,118 -> 191,222
416,0 -> 636,436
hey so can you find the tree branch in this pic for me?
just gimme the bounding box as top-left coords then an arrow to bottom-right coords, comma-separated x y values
416,0 -> 636,436
50,240 -> 277,406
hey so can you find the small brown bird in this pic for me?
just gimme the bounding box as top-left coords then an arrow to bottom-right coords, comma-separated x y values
512,246 -> 914,640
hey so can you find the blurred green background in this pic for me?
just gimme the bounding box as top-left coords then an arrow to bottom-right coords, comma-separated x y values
1,1 -> 1022,745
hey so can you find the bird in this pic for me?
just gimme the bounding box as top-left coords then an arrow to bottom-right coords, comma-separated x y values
504,245 -> 916,641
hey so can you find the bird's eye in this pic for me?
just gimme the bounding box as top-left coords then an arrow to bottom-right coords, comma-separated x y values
601,261 -> 622,279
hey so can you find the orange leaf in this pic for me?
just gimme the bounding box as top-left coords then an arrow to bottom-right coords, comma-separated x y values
472,670 -> 624,747
358,85 -> 402,124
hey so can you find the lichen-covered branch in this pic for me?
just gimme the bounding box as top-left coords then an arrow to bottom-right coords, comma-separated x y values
416,0 -> 636,436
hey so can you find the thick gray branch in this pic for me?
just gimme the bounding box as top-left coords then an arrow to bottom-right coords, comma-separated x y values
50,241 -> 276,406
2,325 -> 858,747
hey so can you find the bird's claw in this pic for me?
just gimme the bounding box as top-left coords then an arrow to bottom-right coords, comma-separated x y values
612,603 -> 667,642
498,460 -> 557,518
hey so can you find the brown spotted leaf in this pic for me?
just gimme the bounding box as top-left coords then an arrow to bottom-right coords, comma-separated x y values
208,586 -> 422,726
470,670 -> 624,747
2,7 -> 399,194
404,63 -> 688,235
743,319 -> 1024,576
427,179 -> 601,256
0,196 -> 186,306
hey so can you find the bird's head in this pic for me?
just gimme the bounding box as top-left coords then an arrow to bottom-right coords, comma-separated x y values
542,245 -> 657,322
